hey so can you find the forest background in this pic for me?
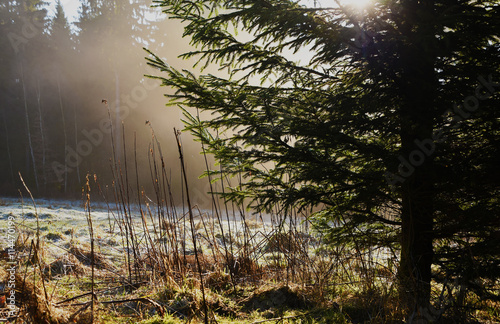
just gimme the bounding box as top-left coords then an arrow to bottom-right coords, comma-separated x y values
0,0 -> 211,204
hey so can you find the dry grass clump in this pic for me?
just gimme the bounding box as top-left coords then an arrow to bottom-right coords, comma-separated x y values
225,254 -> 260,280
244,219 -> 263,229
135,255 -> 173,280
204,270 -> 232,292
336,284 -> 404,323
69,245 -> 115,270
182,254 -> 217,274
264,232 -> 302,253
15,273 -> 71,324
157,284 -> 201,318
160,219 -> 176,232
44,232 -> 65,241
242,284 -> 312,312
175,252 -> 260,282
156,280 -> 238,320
15,229 -> 35,252
43,253 -> 86,278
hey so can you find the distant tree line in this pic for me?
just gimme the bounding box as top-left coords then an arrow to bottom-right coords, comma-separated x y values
0,0 -> 171,197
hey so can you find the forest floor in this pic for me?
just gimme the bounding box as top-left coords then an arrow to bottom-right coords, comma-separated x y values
0,197 -> 498,323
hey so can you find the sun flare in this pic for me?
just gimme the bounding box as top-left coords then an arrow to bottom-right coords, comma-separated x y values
339,0 -> 373,9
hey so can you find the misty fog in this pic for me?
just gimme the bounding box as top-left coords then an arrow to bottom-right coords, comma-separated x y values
0,0 -> 220,207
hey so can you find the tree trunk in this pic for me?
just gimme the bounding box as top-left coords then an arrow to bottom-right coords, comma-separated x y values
20,62 -> 39,191
399,176 -> 434,314
1,110 -> 15,184
397,67 -> 435,313
396,1 -> 438,316
57,75 -> 68,193
397,71 -> 436,318
74,104 -> 81,185
35,78 -> 47,190
114,70 -> 121,162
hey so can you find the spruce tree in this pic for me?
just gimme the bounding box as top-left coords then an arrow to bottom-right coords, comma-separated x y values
50,0 -> 72,52
148,0 -> 500,317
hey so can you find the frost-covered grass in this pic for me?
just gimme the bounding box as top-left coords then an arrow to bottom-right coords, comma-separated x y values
0,197 -> 346,323
2,196 -> 493,323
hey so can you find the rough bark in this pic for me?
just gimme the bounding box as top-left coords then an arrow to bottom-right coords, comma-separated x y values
397,1 -> 437,314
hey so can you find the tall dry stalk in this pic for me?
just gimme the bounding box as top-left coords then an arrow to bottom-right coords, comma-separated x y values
135,131 -> 158,278
196,114 -> 236,290
103,99 -> 136,283
84,174 -> 96,323
115,122 -> 140,282
146,123 -> 181,274
19,172 -> 50,311
174,128 -> 209,324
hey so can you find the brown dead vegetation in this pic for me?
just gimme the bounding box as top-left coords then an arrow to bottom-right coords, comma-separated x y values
264,232 -> 303,253
43,253 -> 86,278
13,273 -> 70,324
69,246 -> 115,271
242,284 -> 312,312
